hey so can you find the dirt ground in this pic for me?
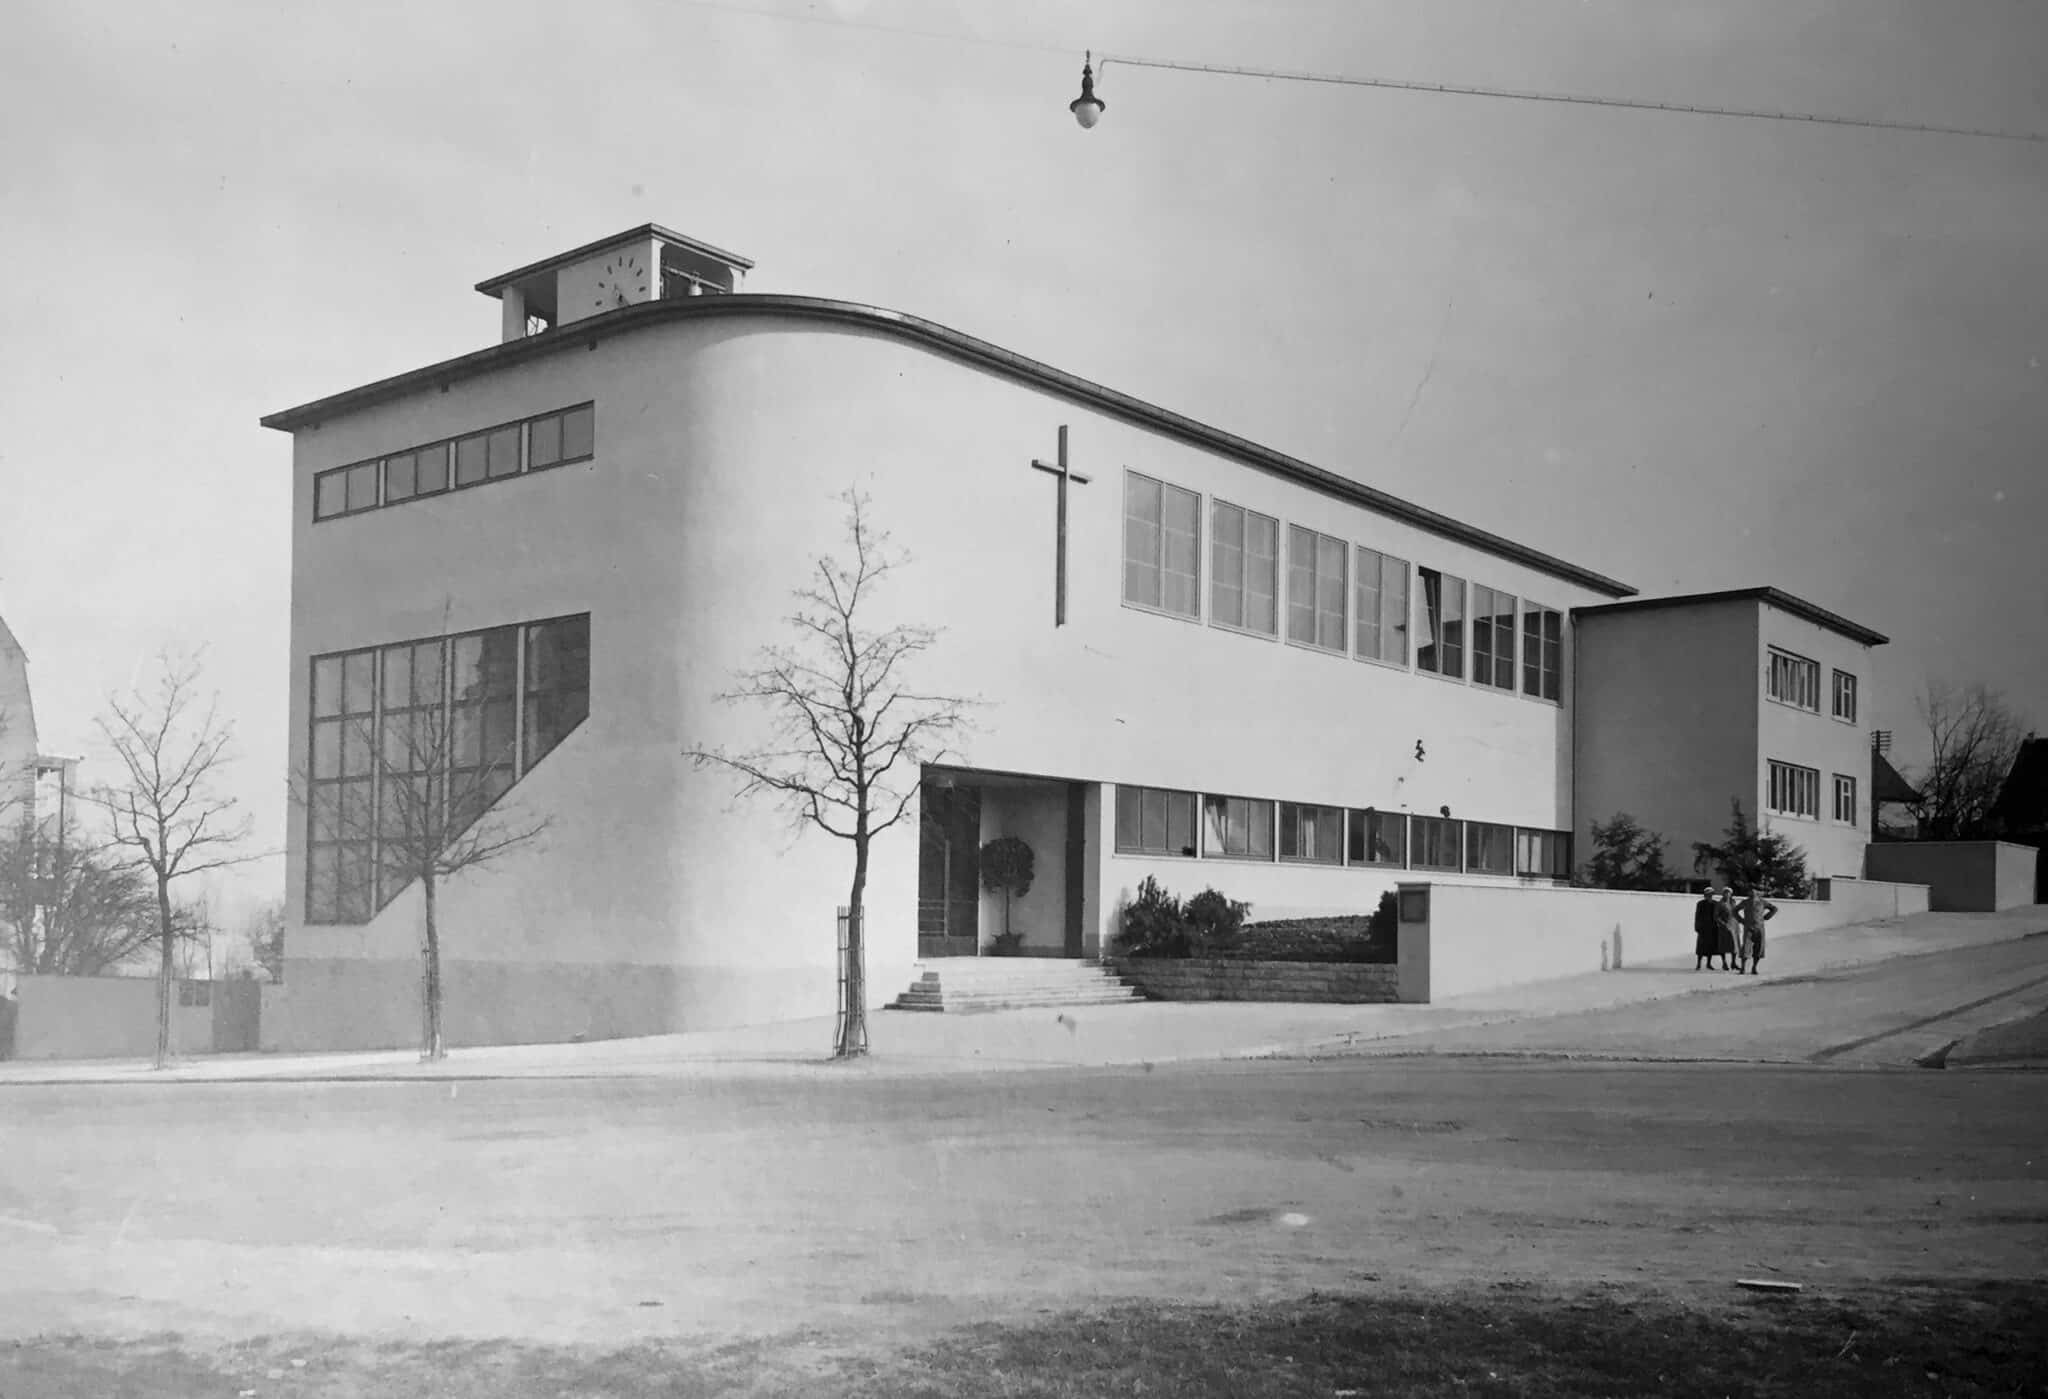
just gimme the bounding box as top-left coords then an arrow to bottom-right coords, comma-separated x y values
3,1057 -> 2043,1356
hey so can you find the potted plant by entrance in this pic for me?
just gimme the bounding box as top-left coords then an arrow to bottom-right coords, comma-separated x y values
978,835 -> 1035,955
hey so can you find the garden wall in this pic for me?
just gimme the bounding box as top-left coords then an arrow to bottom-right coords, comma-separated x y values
1861,842 -> 2039,912
1113,958 -> 1399,1003
1395,876 -> 1933,1002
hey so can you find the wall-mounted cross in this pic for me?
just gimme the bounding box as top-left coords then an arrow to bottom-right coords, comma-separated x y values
1030,424 -> 1092,627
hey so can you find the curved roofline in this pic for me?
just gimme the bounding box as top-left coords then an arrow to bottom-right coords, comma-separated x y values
1572,587 -> 1888,646
259,294 -> 1636,598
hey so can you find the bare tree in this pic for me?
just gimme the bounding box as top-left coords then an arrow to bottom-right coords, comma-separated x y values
1909,682 -> 2026,840
91,653 -> 254,1068
1,820 -> 162,976
300,623 -> 552,1060
686,491 -> 972,1059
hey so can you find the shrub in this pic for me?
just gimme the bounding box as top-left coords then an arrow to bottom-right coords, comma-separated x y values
1114,876 -> 1188,957
1692,799 -> 1812,899
1182,888 -> 1250,955
1582,812 -> 1675,890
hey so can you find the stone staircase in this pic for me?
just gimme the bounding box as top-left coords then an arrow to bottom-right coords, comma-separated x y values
886,957 -> 1143,1014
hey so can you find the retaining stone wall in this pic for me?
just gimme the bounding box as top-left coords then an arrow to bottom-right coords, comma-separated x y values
1113,958 -> 1400,1004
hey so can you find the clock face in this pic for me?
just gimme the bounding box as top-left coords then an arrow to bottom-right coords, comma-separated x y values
592,253 -> 647,310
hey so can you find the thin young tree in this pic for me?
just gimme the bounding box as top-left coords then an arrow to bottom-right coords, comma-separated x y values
305,626 -> 552,1060
92,653 -> 254,1068
686,490 -> 971,1059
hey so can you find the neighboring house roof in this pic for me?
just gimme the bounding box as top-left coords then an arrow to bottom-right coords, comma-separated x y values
1989,735 -> 2048,830
1571,586 -> 1888,647
1872,749 -> 1923,806
258,295 -> 1637,599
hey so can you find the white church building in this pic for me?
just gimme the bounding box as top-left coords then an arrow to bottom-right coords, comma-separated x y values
260,224 -> 1888,1050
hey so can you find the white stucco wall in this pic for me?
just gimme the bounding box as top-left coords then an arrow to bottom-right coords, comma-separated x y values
1399,875 -> 1930,1001
1754,607 -> 1876,879
280,306 -> 1622,1046
1573,599 -> 1758,873
13,976 -> 214,1060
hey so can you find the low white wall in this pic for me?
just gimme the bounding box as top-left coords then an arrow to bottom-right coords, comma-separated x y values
13,976 -> 214,1060
1863,841 -> 2039,912
1399,876 -> 1931,1001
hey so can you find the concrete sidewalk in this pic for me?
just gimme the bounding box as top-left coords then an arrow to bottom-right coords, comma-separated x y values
1,905 -> 2041,1085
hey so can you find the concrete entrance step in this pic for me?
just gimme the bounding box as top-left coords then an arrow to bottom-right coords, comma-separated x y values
885,958 -> 1143,1014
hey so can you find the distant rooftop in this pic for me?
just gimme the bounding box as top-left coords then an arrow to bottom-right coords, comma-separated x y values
1572,586 -> 1888,647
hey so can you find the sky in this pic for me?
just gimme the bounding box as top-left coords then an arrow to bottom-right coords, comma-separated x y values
1,0 -> 2043,929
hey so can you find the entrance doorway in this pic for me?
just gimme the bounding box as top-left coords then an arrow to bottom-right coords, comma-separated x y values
918,785 -> 981,957
916,768 -> 1092,959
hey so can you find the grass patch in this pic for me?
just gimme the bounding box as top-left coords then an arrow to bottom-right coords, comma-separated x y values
6,1281 -> 2044,1397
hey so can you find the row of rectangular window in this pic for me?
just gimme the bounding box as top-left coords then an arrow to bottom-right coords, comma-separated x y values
1766,759 -> 1859,823
312,403 -> 595,522
305,613 -> 590,924
1114,784 -> 1572,879
1766,648 -> 1859,724
1125,472 -> 1563,702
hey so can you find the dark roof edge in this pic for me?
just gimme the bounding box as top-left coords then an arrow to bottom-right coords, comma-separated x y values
258,294 -> 1636,598
1571,587 -> 1888,646
474,224 -> 755,295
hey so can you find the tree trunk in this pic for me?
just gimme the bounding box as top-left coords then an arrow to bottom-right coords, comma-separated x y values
154,871 -> 173,1070
838,833 -> 869,1059
421,870 -> 445,1061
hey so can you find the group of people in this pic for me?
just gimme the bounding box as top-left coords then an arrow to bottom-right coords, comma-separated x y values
1692,885 -> 1778,974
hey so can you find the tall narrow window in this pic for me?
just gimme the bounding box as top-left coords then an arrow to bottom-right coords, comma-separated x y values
374,636 -> 445,905
1123,472 -> 1201,618
1286,526 -> 1348,652
1470,584 -> 1517,690
1417,568 -> 1466,678
1209,501 -> 1279,636
1832,670 -> 1858,723
1354,547 -> 1410,666
1114,785 -> 1198,856
1202,794 -> 1275,860
522,614 -> 591,771
448,628 -> 520,835
306,648 -> 377,923
1521,605 -> 1562,702
1833,774 -> 1857,823
1346,809 -> 1407,867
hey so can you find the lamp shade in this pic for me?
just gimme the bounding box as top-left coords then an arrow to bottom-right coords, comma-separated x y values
1070,58 -> 1104,128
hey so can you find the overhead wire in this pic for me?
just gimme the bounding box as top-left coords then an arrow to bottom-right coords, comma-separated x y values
673,0 -> 2046,146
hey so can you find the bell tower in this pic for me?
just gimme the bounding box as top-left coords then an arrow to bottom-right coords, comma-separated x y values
475,225 -> 755,343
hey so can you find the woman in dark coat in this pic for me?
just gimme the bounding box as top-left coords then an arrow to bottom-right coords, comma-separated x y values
1693,890 -> 1722,970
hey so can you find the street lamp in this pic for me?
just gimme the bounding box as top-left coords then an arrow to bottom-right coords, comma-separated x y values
1069,52 -> 1105,129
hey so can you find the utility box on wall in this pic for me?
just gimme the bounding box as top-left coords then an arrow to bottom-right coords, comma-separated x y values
1394,882 -> 1432,1003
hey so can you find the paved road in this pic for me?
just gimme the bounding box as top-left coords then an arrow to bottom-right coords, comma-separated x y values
1307,930 -> 2048,1067
3,1058 -> 2043,1350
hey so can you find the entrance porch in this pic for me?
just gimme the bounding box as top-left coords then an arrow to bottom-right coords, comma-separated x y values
916,765 -> 1092,959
